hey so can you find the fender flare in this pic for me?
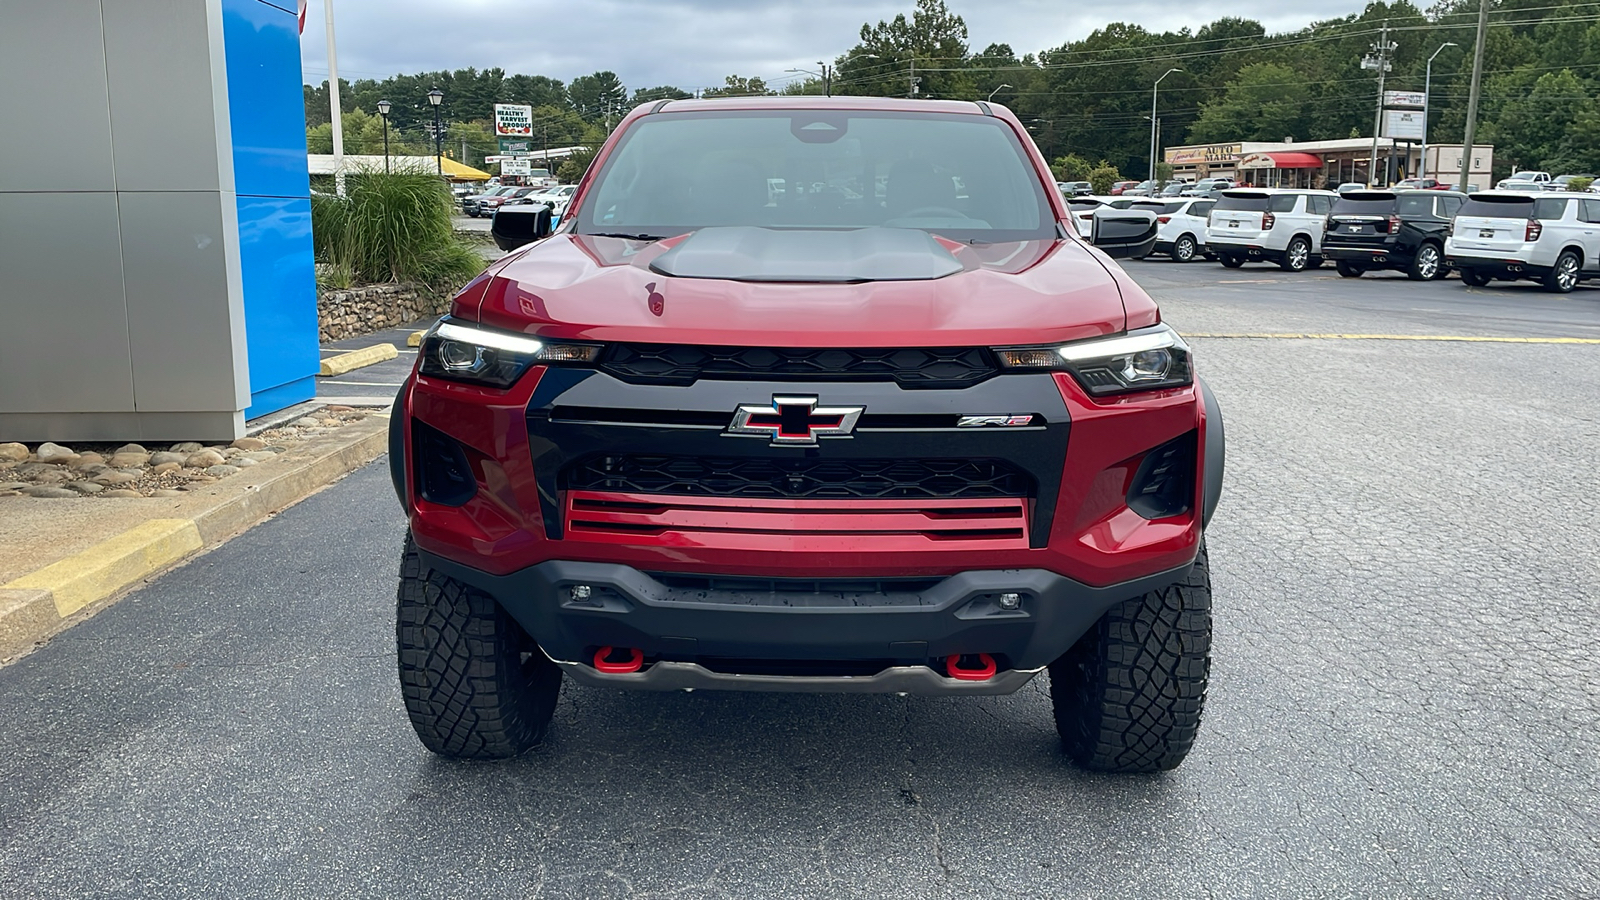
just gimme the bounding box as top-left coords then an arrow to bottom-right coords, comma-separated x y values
1200,376 -> 1225,529
388,381 -> 408,508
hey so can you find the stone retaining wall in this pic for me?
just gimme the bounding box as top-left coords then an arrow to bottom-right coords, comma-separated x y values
318,283 -> 446,342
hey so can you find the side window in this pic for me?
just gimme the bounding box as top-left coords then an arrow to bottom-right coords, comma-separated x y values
1582,199 -> 1600,224
1310,195 -> 1333,215
1268,194 -> 1299,213
1532,198 -> 1569,221
1439,196 -> 1463,218
1191,200 -> 1215,217
1396,195 -> 1432,217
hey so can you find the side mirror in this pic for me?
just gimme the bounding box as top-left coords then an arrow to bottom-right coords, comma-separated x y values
1089,208 -> 1159,259
490,205 -> 554,251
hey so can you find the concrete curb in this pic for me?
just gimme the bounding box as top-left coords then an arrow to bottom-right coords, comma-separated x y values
0,417 -> 389,663
319,344 -> 398,376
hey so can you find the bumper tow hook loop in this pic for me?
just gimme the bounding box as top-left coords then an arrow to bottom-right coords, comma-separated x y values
946,653 -> 997,681
593,646 -> 644,674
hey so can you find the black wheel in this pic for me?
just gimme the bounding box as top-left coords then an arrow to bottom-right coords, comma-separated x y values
1049,543 -> 1212,773
1173,234 -> 1198,262
1460,267 -> 1493,287
1408,243 -> 1442,281
397,534 -> 562,758
1335,260 -> 1364,278
1543,250 -> 1581,293
1280,237 -> 1311,272
1219,255 -> 1244,269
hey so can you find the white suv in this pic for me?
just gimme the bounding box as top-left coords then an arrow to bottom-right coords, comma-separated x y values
1444,191 -> 1600,293
1205,188 -> 1339,271
1130,197 -> 1217,262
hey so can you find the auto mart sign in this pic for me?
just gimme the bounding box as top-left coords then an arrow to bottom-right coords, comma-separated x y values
1165,143 -> 1242,165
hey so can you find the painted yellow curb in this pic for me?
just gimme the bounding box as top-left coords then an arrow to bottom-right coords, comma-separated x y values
319,343 -> 399,377
3,519 -> 202,617
406,330 -> 425,347
1184,333 -> 1600,345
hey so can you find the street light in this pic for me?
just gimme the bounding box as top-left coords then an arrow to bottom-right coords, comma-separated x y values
376,98 -> 391,174
785,63 -> 833,97
1420,42 -> 1458,182
1150,68 -> 1182,183
987,83 -> 1012,102
427,88 -> 444,176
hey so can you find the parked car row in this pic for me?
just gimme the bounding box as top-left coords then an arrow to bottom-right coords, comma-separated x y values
1119,185 -> 1600,292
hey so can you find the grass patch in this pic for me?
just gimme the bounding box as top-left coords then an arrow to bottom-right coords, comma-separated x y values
311,169 -> 483,294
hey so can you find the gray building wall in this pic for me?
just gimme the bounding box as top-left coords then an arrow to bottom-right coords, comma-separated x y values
0,0 -> 251,441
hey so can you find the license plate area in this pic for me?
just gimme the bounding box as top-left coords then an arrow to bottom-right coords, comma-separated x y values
1479,229 -> 1495,238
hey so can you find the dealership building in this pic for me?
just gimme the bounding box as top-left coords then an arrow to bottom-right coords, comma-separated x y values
1164,138 -> 1495,190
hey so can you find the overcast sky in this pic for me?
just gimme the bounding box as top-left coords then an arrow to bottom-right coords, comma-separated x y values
301,0 -> 1374,95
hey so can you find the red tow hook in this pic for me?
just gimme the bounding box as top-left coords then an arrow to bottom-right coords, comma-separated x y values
945,653 -> 998,681
593,646 -> 644,674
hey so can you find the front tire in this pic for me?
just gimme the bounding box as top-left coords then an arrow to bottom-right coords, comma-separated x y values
1173,234 -> 1198,262
397,535 -> 562,759
1280,237 -> 1311,272
1460,267 -> 1493,287
1049,544 -> 1213,773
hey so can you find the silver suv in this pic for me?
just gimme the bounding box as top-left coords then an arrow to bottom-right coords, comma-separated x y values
1444,192 -> 1600,292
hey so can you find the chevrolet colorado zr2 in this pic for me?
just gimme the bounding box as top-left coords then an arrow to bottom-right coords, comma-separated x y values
390,97 -> 1225,773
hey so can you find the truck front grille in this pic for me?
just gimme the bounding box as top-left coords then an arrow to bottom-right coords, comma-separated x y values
562,455 -> 1032,500
598,344 -> 999,389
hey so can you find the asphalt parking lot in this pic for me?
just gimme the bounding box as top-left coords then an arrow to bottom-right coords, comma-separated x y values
2,259 -> 1598,898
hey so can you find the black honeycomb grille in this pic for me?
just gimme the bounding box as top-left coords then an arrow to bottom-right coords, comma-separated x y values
598,344 -> 998,388
564,455 -> 1032,499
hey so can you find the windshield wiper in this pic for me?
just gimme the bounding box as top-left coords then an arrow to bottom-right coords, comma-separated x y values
585,232 -> 665,241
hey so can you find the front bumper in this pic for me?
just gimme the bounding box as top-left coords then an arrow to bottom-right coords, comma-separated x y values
417,547 -> 1195,685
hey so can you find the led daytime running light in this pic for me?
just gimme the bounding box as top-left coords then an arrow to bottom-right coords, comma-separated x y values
1056,327 -> 1183,362
432,321 -> 544,356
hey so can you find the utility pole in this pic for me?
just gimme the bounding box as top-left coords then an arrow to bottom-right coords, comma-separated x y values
1362,20 -> 1396,187
819,62 -> 831,97
1459,0 -> 1490,191
325,0 -> 345,194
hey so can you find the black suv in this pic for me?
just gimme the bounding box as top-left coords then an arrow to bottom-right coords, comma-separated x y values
1323,189 -> 1465,280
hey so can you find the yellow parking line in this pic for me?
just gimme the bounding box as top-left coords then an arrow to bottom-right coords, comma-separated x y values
1183,333 -> 1600,345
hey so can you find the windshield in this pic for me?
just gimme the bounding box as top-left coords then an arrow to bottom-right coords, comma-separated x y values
577,110 -> 1054,241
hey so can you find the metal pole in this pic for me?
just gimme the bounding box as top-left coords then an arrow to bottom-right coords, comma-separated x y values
433,106 -> 442,175
1459,0 -> 1489,191
1421,43 -> 1457,183
1150,69 -> 1180,184
1368,20 -> 1390,188
324,0 -> 345,195
909,58 -> 916,98
381,114 -> 389,174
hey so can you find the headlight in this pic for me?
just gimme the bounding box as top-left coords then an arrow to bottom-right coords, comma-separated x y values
418,319 -> 601,388
994,324 -> 1192,396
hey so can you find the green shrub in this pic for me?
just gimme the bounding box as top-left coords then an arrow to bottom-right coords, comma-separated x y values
1567,176 -> 1593,192
1088,164 -> 1121,196
310,169 -> 483,294
1053,154 -> 1092,182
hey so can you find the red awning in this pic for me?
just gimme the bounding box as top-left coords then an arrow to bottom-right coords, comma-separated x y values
1266,151 -> 1323,169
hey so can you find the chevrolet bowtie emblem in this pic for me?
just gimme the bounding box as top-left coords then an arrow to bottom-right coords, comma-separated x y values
728,396 -> 864,446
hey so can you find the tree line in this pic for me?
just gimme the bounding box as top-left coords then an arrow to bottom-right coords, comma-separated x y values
304,0 -> 1600,182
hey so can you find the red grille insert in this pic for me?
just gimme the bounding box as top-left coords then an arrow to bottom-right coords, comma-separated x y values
565,491 -> 1029,548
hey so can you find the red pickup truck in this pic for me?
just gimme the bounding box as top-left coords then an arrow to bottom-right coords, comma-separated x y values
392,96 -> 1224,773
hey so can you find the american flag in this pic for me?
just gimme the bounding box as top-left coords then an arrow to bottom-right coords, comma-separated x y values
297,0 -> 308,35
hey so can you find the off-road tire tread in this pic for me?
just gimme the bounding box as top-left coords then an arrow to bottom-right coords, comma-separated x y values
1050,543 -> 1212,773
396,536 -> 561,758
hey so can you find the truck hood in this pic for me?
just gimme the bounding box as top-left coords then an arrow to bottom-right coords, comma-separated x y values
463,229 -> 1131,346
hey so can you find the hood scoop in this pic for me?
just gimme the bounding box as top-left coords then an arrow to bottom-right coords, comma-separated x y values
648,226 -> 963,283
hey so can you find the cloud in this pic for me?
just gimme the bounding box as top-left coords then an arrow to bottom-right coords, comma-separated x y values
301,0 -> 1373,94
